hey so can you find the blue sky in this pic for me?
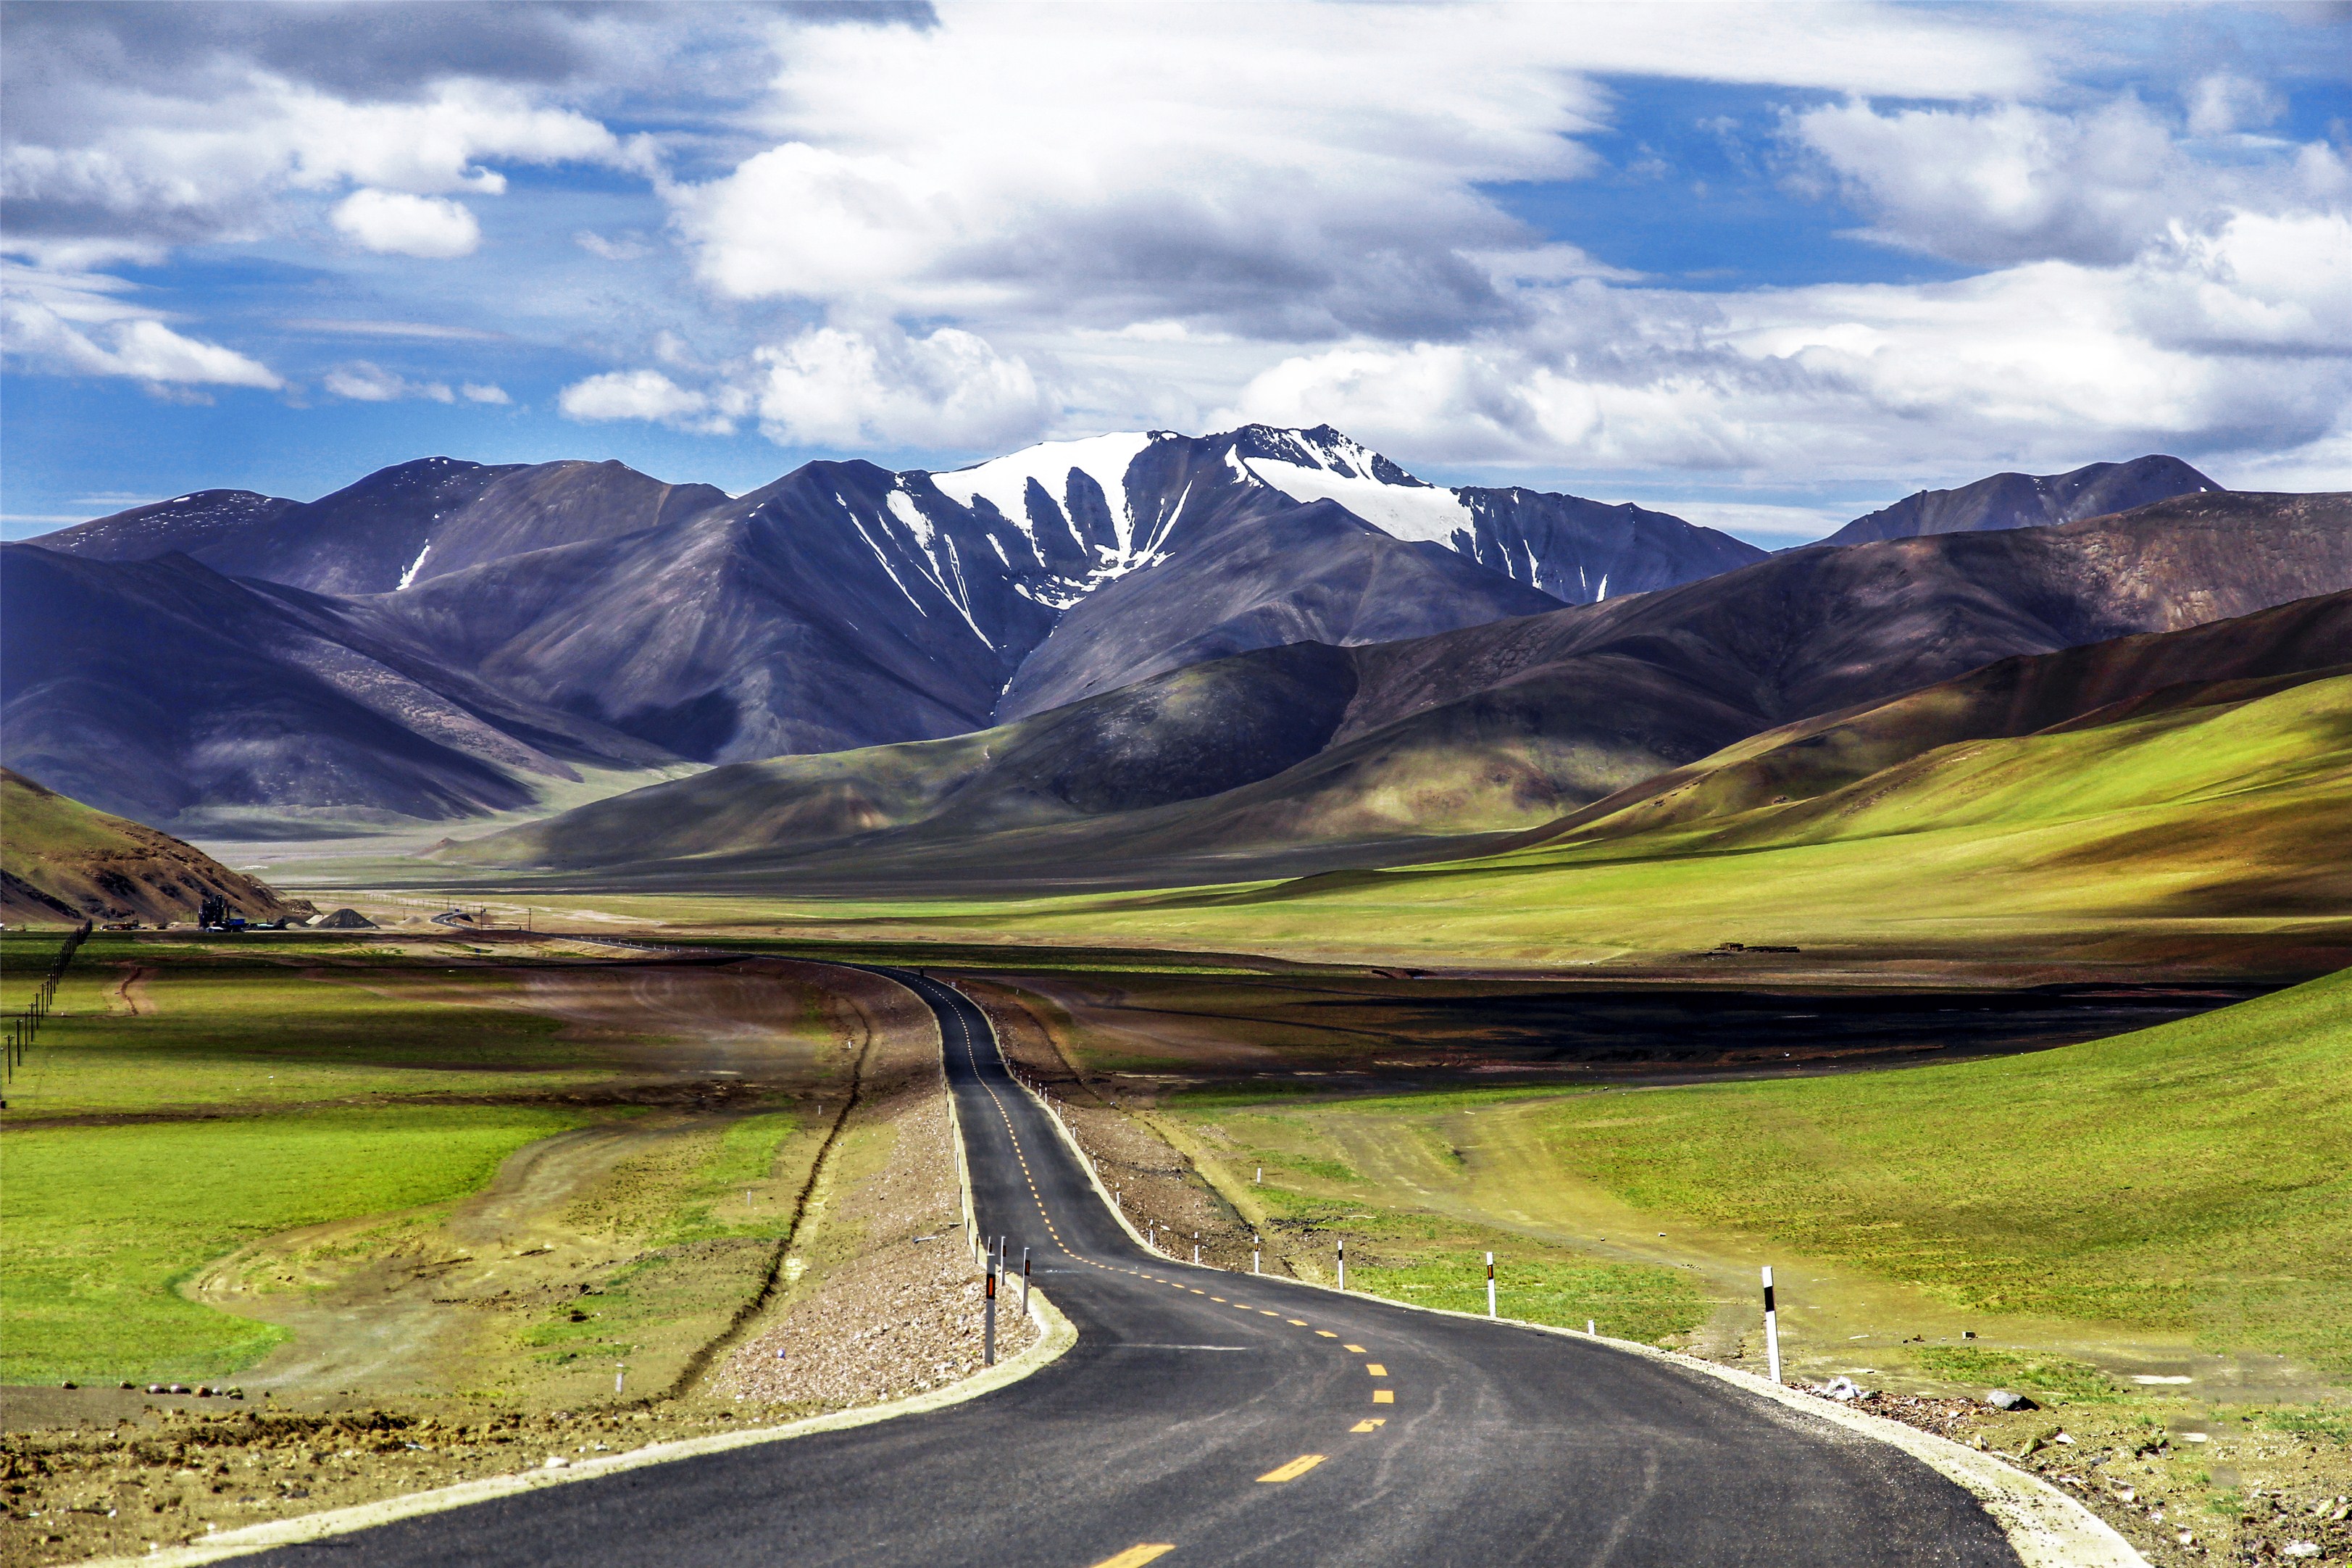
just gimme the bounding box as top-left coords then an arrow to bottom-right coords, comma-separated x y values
5,1 -> 2348,546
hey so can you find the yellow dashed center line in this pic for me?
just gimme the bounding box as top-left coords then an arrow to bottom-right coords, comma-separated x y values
1364,1364 -> 1387,1377
1088,1546 -> 1175,1568
1256,1454 -> 1326,1484
1351,1418 -> 1387,1433
1343,1344 -> 1367,1354
1372,1390 -> 1394,1404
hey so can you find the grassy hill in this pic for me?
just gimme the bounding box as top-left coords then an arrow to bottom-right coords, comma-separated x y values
806,651 -> 2351,974
0,769 -> 307,925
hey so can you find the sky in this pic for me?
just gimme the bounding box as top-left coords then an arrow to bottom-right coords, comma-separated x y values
4,1 -> 2348,546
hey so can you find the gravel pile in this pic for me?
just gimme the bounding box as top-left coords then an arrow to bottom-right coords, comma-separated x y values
715,1001 -> 1035,1411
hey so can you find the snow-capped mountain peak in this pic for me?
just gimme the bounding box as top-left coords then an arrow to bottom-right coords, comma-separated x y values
1225,423 -> 1477,547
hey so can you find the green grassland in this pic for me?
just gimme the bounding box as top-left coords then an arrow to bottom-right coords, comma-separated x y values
1015,670 -> 2352,964
1169,967 -> 2352,1376
385,667 -> 2349,977
0,936 -> 838,1390
0,933 -> 629,1116
1,930 -> 71,1011
4,1106 -> 584,1383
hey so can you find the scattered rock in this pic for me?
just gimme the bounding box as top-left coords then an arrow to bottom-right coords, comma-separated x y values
1986,1389 -> 2038,1411
1819,1376 -> 1867,1401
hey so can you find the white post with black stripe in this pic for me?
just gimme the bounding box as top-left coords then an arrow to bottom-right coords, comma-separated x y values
1336,1237 -> 1346,1290
983,1237 -> 1001,1367
1762,1265 -> 1782,1383
1485,1251 -> 1497,1319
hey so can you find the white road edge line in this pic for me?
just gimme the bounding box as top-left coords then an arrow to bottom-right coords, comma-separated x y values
994,991 -> 2145,1568
93,969 -> 1078,1568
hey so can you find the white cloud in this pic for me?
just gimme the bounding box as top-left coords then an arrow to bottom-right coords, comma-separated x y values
0,262 -> 280,388
330,189 -> 481,259
1226,209 -> 2352,487
322,362 -> 454,403
2185,74 -> 2284,140
574,229 -> 649,262
559,367 -> 720,429
4,78 -> 626,251
1788,95 -> 2348,270
556,322 -> 1051,451
750,323 -> 1050,449
667,3 -> 2040,341
1791,98 -> 2191,267
461,382 -> 512,406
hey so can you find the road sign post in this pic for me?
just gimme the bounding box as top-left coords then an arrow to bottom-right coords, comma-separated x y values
1762,1266 -> 1782,1384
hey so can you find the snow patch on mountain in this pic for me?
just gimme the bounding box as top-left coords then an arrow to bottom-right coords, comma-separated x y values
932,432 -> 1161,554
1243,456 -> 1474,546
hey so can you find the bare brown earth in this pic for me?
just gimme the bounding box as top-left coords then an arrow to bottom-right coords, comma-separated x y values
716,988 -> 1035,1410
2,954 -> 1007,1565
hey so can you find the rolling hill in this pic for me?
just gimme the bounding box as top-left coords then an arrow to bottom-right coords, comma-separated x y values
0,770 -> 308,925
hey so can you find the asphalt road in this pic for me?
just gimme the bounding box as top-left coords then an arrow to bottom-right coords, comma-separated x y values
251,964 -> 2022,1568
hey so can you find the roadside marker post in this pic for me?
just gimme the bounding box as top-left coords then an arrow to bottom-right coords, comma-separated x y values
1485,1252 -> 1496,1319
1762,1266 -> 1782,1384
1587,1319 -> 1596,1335
1193,1233 -> 1201,1265
614,1363 -> 624,1397
1253,1235 -> 1261,1275
984,1264 -> 997,1367
1336,1238 -> 1346,1291
1022,1247 -> 1031,1316
1255,1166 -> 1262,1184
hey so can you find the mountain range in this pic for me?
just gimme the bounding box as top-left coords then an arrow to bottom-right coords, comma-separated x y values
443,491 -> 2352,893
4,425 -> 2267,841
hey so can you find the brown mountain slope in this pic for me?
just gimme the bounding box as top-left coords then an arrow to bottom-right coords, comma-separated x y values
440,495 -> 2352,896
0,770 -> 309,925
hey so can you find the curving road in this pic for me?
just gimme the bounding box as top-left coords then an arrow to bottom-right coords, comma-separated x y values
251,964 -> 2022,1568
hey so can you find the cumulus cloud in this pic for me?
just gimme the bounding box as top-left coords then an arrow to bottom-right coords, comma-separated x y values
1790,98 -> 2193,267
557,322 -> 1051,451
1,263 -> 280,388
2185,74 -> 2284,140
461,382 -> 512,405
559,367 -> 730,431
1227,200 -> 2352,484
667,4 -> 2040,341
749,323 -> 1051,449
330,190 -> 481,258
1787,96 -> 2348,269
322,362 -> 455,403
